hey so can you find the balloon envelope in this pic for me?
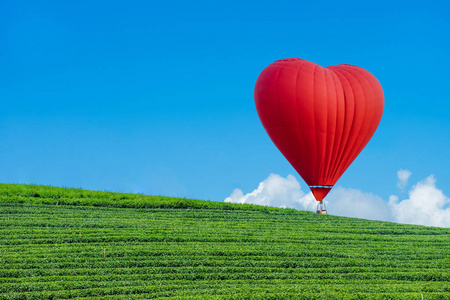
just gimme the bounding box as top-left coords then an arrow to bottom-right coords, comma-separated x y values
254,58 -> 384,201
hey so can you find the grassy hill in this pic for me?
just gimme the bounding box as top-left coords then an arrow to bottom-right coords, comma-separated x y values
0,184 -> 449,299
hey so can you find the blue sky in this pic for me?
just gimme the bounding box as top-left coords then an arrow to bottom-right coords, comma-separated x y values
2,0 -> 450,205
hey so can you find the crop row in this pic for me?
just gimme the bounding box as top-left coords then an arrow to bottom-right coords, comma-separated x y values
1,266 -> 449,283
1,203 -> 444,234
2,253 -> 448,270
1,277 -> 449,293
1,281 -> 449,300
1,247 -> 446,265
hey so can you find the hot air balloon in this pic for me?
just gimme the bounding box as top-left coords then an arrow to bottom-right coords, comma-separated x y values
254,58 -> 384,214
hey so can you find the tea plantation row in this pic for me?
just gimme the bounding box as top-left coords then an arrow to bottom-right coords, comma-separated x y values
0,184 -> 449,299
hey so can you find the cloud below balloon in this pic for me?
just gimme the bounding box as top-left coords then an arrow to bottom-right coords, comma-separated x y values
224,171 -> 450,228
225,174 -> 316,211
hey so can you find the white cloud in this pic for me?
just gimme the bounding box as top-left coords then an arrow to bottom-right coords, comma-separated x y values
225,172 -> 450,228
224,173 -> 316,211
326,187 -> 393,221
397,169 -> 412,190
389,175 -> 450,227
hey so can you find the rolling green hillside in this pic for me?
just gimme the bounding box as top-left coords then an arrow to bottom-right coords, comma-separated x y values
0,184 -> 449,299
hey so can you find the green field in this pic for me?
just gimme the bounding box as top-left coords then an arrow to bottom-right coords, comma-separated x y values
0,184 -> 449,299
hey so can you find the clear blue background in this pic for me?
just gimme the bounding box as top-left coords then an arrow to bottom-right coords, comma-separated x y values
1,0 -> 449,201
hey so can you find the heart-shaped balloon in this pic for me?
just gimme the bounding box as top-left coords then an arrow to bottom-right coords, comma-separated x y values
254,58 -> 384,201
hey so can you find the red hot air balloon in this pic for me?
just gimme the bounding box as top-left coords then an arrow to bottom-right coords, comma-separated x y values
254,58 -> 384,213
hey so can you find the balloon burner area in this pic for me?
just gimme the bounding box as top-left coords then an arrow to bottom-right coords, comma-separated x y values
316,201 -> 327,214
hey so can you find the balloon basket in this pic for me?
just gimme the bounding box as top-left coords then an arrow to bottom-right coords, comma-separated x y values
316,200 -> 327,214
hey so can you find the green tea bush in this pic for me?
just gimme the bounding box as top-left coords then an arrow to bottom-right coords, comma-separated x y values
0,184 -> 449,299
